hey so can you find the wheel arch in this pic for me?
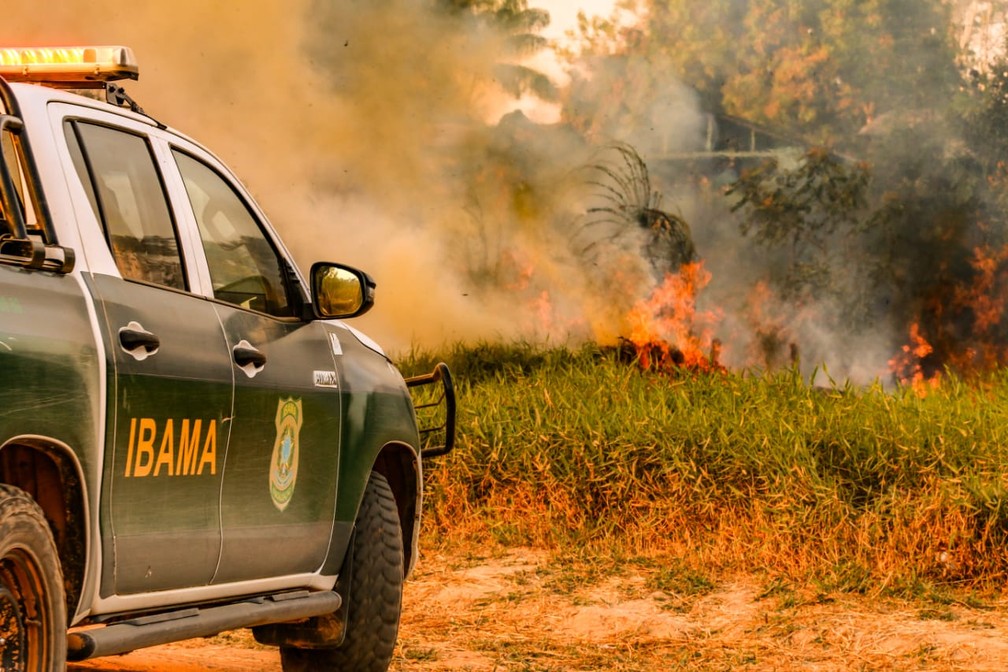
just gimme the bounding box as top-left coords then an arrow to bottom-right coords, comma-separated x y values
370,441 -> 421,577
0,436 -> 88,620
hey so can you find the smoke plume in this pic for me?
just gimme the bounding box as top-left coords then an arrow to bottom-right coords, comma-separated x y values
10,1 -> 990,388
3,0 -> 648,352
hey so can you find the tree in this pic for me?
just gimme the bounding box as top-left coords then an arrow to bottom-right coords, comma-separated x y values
438,0 -> 557,101
728,148 -> 869,299
730,83 -> 1008,379
568,0 -> 961,145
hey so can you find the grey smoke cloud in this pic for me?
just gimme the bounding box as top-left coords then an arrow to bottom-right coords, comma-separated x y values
1,1 -> 626,351
2,1 -> 922,385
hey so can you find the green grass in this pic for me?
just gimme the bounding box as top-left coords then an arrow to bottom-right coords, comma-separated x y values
400,342 -> 1008,594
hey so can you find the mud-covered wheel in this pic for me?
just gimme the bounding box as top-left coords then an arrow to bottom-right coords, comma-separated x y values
280,471 -> 404,672
0,485 -> 66,670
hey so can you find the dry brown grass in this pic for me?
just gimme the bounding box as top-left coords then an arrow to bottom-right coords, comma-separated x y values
406,345 -> 1008,596
422,471 -> 1008,599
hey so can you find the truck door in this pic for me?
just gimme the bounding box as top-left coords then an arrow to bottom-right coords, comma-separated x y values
63,120 -> 232,595
170,149 -> 342,583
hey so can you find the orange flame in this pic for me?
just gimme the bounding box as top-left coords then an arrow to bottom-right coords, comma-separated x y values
891,243 -> 1008,392
947,244 -> 1008,374
533,289 -> 552,334
889,322 -> 940,395
956,245 -> 1008,333
625,261 -> 723,372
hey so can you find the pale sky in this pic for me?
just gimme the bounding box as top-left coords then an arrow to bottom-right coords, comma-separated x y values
536,0 -> 621,43
506,0 -> 624,122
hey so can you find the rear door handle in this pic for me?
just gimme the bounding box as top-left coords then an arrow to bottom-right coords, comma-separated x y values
233,339 -> 266,377
118,321 -> 160,360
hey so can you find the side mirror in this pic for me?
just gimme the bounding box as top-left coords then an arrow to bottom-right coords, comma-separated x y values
310,262 -> 375,319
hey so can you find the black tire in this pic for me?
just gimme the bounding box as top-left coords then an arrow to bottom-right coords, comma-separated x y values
280,471 -> 404,672
0,484 -> 67,670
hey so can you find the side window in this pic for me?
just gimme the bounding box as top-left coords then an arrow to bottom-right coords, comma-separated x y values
64,121 -> 185,290
1,127 -> 43,240
172,150 -> 294,317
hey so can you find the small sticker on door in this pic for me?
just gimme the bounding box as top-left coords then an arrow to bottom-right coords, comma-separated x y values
328,332 -> 342,356
313,370 -> 339,388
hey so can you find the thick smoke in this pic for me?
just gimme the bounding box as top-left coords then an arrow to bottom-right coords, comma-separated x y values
10,2 -> 984,385
2,1 -> 658,352
553,1 -> 1008,385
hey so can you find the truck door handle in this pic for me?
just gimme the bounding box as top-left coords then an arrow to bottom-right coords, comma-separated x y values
118,321 -> 160,360
233,340 -> 266,377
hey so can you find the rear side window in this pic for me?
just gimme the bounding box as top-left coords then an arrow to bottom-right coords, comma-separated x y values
64,121 -> 186,290
0,125 -> 44,241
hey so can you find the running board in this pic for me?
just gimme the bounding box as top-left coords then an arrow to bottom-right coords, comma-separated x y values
66,590 -> 341,661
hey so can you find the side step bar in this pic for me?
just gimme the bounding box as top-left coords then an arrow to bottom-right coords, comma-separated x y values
67,590 -> 341,661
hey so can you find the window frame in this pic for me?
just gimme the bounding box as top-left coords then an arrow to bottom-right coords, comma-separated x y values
0,128 -> 45,242
168,145 -> 302,320
63,118 -> 190,293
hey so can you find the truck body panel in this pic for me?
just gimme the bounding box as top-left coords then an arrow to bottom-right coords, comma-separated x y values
0,52 -> 451,665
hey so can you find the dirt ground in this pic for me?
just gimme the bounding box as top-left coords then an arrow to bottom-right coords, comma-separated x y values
69,548 -> 1008,671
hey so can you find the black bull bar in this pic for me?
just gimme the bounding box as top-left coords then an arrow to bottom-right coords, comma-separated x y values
405,362 -> 456,459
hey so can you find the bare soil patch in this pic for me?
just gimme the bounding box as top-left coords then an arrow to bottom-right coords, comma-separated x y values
70,548 -> 1008,671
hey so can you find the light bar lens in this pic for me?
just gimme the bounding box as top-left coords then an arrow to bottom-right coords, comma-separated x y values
0,46 -> 138,85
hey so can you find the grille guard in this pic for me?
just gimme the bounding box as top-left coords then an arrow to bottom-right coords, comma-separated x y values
405,362 -> 456,459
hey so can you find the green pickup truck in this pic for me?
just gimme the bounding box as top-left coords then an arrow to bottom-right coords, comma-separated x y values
0,45 -> 454,671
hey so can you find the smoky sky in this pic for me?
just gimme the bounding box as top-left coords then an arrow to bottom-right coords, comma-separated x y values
3,1 -> 997,385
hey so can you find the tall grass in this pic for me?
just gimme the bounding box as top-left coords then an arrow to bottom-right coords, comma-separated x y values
401,343 -> 1008,592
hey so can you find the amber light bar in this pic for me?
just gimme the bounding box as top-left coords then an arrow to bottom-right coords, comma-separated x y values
0,46 -> 138,86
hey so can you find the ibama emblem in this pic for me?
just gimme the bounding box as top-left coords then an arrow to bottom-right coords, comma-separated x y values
269,397 -> 303,511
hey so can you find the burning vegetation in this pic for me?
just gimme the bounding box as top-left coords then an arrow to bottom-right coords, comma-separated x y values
621,261 -> 725,374
889,241 -> 1008,391
13,1 -> 1008,390
578,142 -> 696,281
574,143 -> 719,373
